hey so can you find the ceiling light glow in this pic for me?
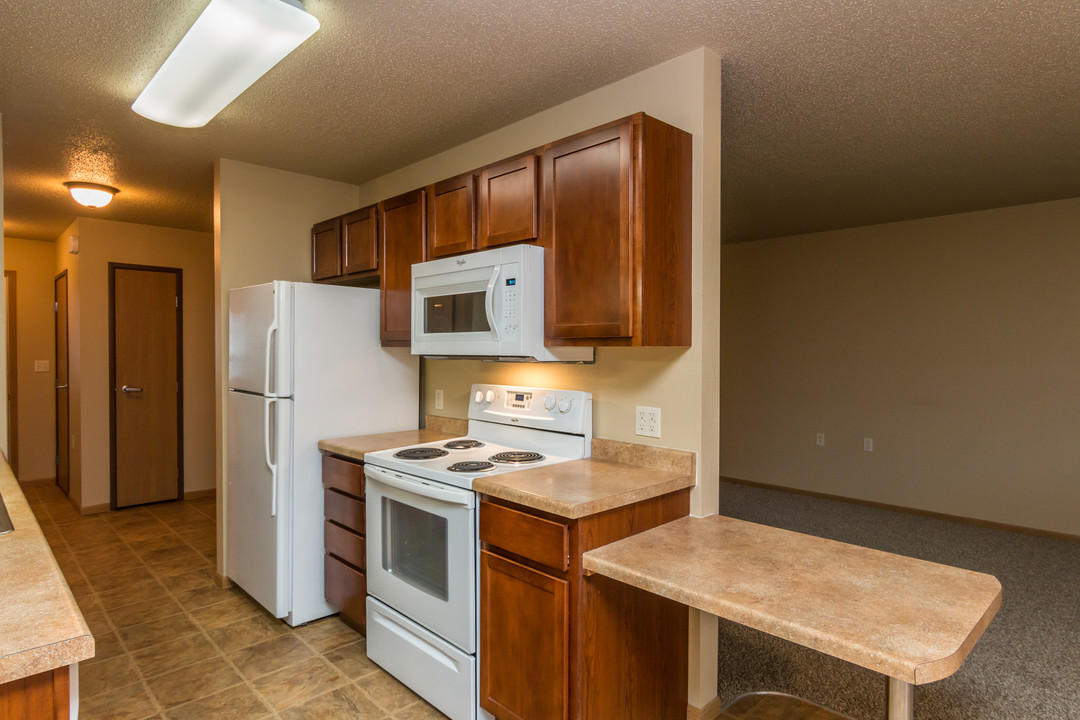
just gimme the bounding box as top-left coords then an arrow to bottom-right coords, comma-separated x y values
64,182 -> 119,208
131,0 -> 320,128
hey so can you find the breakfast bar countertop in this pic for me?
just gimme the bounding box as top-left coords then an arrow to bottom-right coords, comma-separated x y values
582,514 -> 1002,685
0,460 -> 94,684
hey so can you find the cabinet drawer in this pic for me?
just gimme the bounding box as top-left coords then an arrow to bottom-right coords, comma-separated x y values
480,501 -> 569,572
325,488 -> 365,533
323,455 -> 364,498
325,554 -> 366,634
325,521 -> 365,570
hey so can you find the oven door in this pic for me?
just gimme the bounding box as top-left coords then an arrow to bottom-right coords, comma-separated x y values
365,465 -> 477,653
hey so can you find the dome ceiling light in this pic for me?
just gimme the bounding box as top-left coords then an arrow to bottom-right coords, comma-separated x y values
63,181 -> 119,208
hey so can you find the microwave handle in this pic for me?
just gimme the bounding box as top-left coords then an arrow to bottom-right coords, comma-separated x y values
485,266 -> 500,340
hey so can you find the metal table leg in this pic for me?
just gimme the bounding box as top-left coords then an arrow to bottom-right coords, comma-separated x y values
887,677 -> 914,720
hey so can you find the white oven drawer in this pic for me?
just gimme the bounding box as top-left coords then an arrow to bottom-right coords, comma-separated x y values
367,597 -> 476,720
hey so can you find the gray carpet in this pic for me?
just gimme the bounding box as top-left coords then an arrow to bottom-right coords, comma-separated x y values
714,480 -> 1080,720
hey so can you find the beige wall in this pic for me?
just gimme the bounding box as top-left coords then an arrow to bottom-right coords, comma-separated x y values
355,47 -> 723,706
214,158 -> 360,573
59,218 -> 214,510
720,198 -> 1080,536
4,237 -> 58,481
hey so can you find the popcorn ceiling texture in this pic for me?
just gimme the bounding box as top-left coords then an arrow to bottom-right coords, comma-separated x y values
1,0 -> 1078,241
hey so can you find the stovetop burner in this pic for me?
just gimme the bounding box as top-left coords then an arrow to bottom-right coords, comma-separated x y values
447,461 -> 497,473
443,439 -> 486,450
489,451 -> 545,464
393,447 -> 450,460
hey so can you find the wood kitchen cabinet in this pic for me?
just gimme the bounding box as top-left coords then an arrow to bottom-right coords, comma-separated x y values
540,113 -> 691,346
322,455 -> 367,633
479,491 -> 690,719
379,189 -> 427,346
342,205 -> 379,276
427,172 -> 477,258
0,665 -> 70,720
479,154 -> 539,249
311,217 -> 343,281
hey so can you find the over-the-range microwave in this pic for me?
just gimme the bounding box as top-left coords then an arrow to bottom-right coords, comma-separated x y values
411,244 -> 594,362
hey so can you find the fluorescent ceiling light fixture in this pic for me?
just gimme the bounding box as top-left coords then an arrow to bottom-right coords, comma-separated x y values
64,182 -> 119,208
132,0 -> 319,128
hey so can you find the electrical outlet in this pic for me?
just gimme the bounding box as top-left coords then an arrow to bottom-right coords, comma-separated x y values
864,437 -> 873,452
816,432 -> 825,447
434,389 -> 444,410
34,360 -> 49,373
635,406 -> 661,438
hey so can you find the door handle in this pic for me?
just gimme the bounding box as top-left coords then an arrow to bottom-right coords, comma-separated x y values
121,385 -> 143,393
55,383 -> 69,390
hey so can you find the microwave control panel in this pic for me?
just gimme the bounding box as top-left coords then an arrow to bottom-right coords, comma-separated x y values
502,271 -> 520,339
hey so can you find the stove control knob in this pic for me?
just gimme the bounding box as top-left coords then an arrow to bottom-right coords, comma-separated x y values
474,390 -> 484,405
558,397 -> 572,414
485,390 -> 495,404
544,395 -> 556,411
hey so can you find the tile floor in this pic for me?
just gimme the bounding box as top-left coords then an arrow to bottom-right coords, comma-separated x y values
23,482 -> 447,720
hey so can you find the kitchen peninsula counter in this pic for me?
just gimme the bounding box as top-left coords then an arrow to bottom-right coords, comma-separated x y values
0,460 -> 94,688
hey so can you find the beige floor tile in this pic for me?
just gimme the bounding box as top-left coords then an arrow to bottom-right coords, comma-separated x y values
295,615 -> 362,653
189,593 -> 262,629
79,680 -> 160,720
83,608 -> 115,636
394,699 -> 450,720
71,539 -> 132,558
96,580 -> 170,611
148,554 -> 212,578
89,565 -> 156,593
130,633 -> 222,679
141,544 -> 206,568
78,551 -> 143,577
106,596 -> 184,629
323,639 -> 380,680
229,634 -> 316,680
128,534 -> 187,555
163,684 -> 272,720
121,524 -> 177,543
358,671 -> 423,714
279,683 -> 387,720
250,655 -> 348,712
117,613 -> 201,652
81,655 -> 142,698
173,582 -> 240,611
207,613 -> 289,654
145,656 -> 242,710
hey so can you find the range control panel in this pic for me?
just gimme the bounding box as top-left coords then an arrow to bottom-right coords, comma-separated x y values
467,383 -> 592,435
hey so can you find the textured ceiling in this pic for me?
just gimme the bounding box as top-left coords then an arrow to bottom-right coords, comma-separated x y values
2,0 -> 1079,243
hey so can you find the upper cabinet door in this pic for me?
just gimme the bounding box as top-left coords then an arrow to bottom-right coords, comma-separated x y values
312,217 -> 342,281
379,189 -> 426,346
342,205 -> 379,276
541,121 -> 634,341
478,154 -> 538,249
426,173 -> 477,259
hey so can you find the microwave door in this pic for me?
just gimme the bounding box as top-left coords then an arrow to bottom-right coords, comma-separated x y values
413,268 -> 502,354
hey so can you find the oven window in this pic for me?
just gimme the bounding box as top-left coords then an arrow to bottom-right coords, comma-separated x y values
425,292 -> 489,333
381,497 -> 449,601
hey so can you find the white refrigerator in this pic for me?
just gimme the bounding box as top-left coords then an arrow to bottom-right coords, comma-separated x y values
226,281 -> 418,626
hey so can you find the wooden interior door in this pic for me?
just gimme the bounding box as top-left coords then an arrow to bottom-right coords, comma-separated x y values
5,272 -> 17,476
110,265 -> 182,508
54,272 -> 69,495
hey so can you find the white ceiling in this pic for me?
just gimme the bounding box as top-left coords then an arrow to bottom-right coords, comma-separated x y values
2,0 -> 1078,243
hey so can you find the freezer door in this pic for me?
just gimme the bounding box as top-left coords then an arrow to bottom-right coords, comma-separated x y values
228,281 -> 293,396
226,390 -> 292,617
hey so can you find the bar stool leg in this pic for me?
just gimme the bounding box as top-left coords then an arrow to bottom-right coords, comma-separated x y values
887,677 -> 914,720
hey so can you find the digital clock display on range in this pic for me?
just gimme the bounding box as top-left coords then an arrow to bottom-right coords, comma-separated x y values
505,391 -> 532,410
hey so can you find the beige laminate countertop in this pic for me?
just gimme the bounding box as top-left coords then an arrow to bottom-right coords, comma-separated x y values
318,429 -> 457,461
582,514 -> 1001,685
0,461 -> 94,684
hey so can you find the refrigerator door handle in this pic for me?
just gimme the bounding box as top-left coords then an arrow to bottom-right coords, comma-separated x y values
264,319 -> 278,397
264,398 -> 278,517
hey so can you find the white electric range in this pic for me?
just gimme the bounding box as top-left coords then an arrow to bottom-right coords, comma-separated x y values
362,383 -> 592,720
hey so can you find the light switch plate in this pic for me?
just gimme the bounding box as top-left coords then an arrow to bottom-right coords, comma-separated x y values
34,360 -> 50,373
434,389 -> 444,410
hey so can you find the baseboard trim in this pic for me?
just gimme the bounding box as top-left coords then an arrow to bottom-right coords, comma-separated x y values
16,477 -> 57,487
721,476 -> 1080,544
184,488 -> 215,500
687,695 -> 725,720
214,572 -> 233,589
80,503 -> 110,516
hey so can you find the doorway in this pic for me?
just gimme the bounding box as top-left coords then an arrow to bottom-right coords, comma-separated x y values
4,271 -> 17,477
55,271 -> 69,494
109,264 -> 183,509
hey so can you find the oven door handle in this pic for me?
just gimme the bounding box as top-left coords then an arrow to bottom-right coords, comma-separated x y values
365,465 -> 474,508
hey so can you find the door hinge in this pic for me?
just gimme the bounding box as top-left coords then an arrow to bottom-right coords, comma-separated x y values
176,297 -> 179,308
54,301 -> 58,312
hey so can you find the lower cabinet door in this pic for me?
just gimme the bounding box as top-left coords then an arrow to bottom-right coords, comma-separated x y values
325,554 -> 366,634
480,550 -> 568,720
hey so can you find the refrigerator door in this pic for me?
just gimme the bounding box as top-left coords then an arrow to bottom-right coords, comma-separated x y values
226,390 -> 292,617
228,281 -> 293,397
